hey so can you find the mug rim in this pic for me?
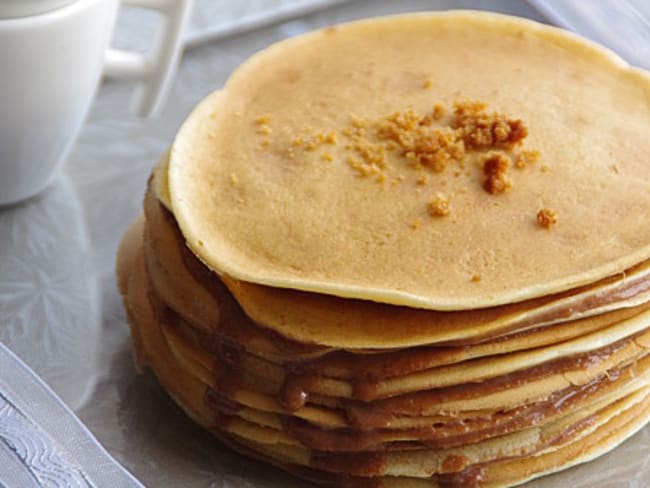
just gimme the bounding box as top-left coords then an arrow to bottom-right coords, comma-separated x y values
0,0 -> 108,26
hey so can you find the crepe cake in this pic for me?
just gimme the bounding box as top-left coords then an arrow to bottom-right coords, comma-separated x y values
118,218 -> 650,486
116,10 -> 650,488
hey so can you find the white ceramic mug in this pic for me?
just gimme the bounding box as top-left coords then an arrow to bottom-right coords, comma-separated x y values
0,0 -> 192,205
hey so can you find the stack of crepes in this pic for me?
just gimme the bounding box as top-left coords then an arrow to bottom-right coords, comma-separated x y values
116,11 -> 650,487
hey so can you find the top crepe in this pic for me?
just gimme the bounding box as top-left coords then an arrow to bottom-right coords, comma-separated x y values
168,11 -> 650,310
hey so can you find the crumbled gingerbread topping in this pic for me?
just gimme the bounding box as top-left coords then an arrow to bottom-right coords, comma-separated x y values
343,138 -> 387,178
255,100 -> 532,188
452,101 -> 527,150
334,101 -> 529,184
427,192 -> 451,217
483,152 -> 510,175
482,153 -> 512,194
537,208 -> 557,229
350,114 -> 370,129
253,99 -> 545,227
484,173 -> 512,194
432,103 -> 445,121
255,114 -> 271,125
315,131 -> 337,144
375,110 -> 465,173
515,149 -> 540,169
351,136 -> 387,168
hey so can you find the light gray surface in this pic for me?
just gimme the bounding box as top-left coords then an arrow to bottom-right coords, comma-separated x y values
528,0 -> 650,69
0,343 -> 143,488
1,1 -> 649,486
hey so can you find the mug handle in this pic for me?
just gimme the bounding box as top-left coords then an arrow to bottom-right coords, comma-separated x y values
104,0 -> 193,117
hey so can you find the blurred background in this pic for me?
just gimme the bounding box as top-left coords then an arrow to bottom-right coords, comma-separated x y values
114,0 -> 649,70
